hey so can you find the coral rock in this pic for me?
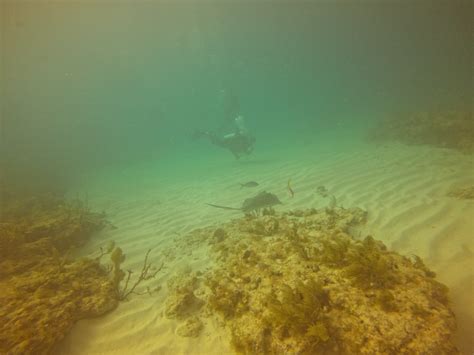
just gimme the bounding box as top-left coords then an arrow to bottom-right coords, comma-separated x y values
176,316 -> 204,338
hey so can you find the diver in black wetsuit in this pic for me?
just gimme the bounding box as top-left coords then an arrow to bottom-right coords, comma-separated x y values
194,115 -> 256,159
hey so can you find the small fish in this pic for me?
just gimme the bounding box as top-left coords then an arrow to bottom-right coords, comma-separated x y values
287,179 -> 294,198
240,181 -> 259,188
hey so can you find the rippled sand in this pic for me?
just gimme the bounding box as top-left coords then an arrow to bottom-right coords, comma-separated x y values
56,141 -> 474,354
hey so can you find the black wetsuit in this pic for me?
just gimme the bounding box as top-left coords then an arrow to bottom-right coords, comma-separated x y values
204,131 -> 255,159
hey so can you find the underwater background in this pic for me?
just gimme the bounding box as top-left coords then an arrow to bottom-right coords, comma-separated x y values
2,1 -> 471,188
1,1 -> 473,354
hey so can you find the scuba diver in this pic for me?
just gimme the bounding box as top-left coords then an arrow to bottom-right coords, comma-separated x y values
193,115 -> 256,159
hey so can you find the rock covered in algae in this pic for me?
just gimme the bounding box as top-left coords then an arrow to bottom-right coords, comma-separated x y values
164,272 -> 206,338
0,258 -> 118,354
0,194 -> 118,355
171,207 -> 458,354
164,272 -> 204,320
447,185 -> 474,200
176,316 -> 204,338
367,110 -> 474,153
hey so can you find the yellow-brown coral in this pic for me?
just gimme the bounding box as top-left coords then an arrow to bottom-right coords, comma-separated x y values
368,110 -> 474,153
447,185 -> 474,199
170,207 -> 458,354
0,194 -> 118,354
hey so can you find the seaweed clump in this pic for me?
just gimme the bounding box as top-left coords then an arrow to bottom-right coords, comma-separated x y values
345,236 -> 397,289
176,207 -> 458,354
206,275 -> 248,319
265,279 -> 333,353
109,247 -> 162,301
377,290 -> 398,312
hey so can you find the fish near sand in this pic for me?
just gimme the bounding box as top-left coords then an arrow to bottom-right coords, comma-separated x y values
240,181 -> 259,188
287,179 -> 294,198
206,191 -> 282,213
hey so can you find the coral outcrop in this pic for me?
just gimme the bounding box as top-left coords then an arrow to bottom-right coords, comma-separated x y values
447,185 -> 474,200
167,207 -> 458,354
0,195 -> 118,354
368,110 -> 473,153
165,271 -> 205,338
176,316 -> 204,338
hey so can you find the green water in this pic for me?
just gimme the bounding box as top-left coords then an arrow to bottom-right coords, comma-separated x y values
1,1 -> 472,354
1,1 -> 471,189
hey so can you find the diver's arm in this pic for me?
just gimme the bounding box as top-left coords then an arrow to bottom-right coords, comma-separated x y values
207,132 -> 227,148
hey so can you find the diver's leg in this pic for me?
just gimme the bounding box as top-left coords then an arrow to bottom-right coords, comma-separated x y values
231,150 -> 240,159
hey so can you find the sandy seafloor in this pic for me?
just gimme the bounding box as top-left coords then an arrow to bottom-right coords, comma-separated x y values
55,139 -> 474,354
